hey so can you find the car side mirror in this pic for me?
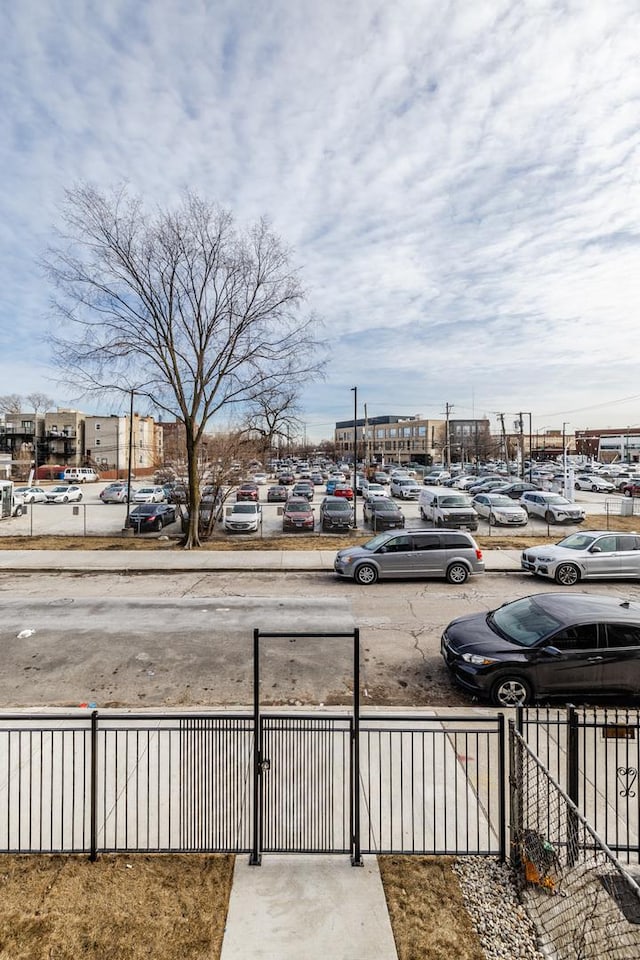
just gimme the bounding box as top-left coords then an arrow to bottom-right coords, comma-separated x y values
589,546 -> 601,553
379,546 -> 388,553
541,645 -> 562,657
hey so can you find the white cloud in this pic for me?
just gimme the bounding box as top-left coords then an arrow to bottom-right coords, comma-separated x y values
1,0 -> 640,438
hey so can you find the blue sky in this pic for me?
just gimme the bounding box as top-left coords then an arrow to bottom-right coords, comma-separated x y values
2,0 -> 640,442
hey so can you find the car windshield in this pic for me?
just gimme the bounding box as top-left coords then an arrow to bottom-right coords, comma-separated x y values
362,533 -> 394,551
556,533 -> 598,550
287,502 -> 309,513
233,503 -> 257,513
372,501 -> 396,511
51,486 -> 68,492
487,496 -> 516,507
328,500 -> 351,511
544,495 -> 570,504
439,496 -> 470,507
488,597 -> 565,647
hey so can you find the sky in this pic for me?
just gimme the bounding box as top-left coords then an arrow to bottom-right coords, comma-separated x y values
1,0 -> 640,442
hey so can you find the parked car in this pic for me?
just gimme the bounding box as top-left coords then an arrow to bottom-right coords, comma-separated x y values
374,472 -> 390,485
311,473 -> 324,485
441,592 -> 640,706
390,477 -> 422,499
360,481 -> 389,498
334,529 -> 484,585
13,486 -> 47,503
472,494 -> 528,526
622,482 -> 640,498
333,484 -> 354,501
521,531 -> 640,585
45,485 -> 83,503
251,473 -> 268,485
362,497 -> 405,530
62,467 -> 100,483
519,491 -> 585,524
223,501 -> 262,533
319,496 -> 354,531
325,478 -> 340,495
167,483 -> 188,503
99,482 -> 135,503
419,488 -> 478,530
574,475 -> 616,493
282,497 -> 315,532
236,482 -> 260,502
126,503 -> 177,533
267,484 -> 288,503
277,472 -> 295,486
133,485 -> 166,503
492,481 -> 539,499
291,481 -> 314,501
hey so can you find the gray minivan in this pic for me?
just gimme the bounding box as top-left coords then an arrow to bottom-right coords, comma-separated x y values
334,529 -> 485,585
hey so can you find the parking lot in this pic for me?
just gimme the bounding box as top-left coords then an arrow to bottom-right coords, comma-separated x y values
0,481 -> 625,540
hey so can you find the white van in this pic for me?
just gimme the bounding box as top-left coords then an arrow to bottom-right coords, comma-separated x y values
418,486 -> 478,530
63,467 -> 100,483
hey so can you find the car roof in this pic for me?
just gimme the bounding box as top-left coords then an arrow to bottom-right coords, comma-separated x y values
523,593 -> 640,623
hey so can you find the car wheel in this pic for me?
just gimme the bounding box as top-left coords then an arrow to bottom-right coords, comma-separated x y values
555,563 -> 580,586
14,505 -> 23,517
591,484 -> 599,493
155,518 -> 162,532
490,676 -> 532,707
354,564 -> 378,585
489,512 -> 497,525
62,496 -> 69,503
420,508 -> 427,520
446,563 -> 469,584
77,494 -> 83,501
544,510 -> 555,523
624,489 -> 632,497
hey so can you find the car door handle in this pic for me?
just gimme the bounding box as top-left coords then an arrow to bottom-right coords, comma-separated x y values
587,656 -> 603,661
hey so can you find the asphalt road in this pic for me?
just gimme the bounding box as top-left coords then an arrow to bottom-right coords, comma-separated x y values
3,569 -> 640,710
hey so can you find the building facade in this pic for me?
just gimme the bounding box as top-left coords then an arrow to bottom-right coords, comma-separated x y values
334,415 -> 447,465
84,414 -> 163,475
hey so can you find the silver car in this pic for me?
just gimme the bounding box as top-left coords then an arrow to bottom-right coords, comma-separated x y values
472,493 -> 527,526
521,531 -> 640,586
334,529 -> 485,585
519,491 -> 585,524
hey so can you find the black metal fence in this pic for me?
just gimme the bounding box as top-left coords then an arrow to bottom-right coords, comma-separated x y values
0,710 -> 507,860
510,724 -> 640,959
518,705 -> 640,863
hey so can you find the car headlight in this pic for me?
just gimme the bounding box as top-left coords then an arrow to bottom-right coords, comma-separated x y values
462,653 -> 499,665
340,554 -> 355,564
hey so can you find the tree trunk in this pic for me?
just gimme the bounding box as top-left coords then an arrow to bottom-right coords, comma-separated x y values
182,430 -> 201,549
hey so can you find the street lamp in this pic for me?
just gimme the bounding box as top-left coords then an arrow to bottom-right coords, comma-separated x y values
123,381 -> 155,531
351,386 -> 358,528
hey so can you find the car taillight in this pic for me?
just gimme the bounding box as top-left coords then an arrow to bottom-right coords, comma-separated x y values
476,549 -> 483,560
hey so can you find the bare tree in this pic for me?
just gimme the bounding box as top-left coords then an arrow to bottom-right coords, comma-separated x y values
45,184 -> 324,547
0,394 -> 23,414
241,385 -> 302,465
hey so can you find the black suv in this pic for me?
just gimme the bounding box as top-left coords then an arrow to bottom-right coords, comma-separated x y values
442,593 -> 640,706
319,496 -> 353,531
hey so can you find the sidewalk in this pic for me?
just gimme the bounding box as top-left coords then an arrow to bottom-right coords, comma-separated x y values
0,548 -> 523,573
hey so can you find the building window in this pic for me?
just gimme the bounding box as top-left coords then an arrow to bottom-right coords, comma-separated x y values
95,439 -> 101,446
95,423 -> 101,431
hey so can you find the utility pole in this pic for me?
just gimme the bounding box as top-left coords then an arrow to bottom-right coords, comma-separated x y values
518,412 -> 525,479
444,403 -> 453,470
498,413 -> 508,466
364,403 -> 370,473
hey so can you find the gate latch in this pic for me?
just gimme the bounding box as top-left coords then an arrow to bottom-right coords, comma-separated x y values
259,757 -> 271,772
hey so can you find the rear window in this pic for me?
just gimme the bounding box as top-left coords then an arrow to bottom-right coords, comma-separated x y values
442,534 -> 474,549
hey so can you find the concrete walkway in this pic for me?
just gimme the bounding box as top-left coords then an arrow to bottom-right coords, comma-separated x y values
0,547 -> 523,573
221,855 -> 398,960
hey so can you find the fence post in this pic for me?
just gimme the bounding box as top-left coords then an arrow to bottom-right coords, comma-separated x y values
249,628 -> 262,865
497,713 -> 506,861
89,709 -> 98,862
508,719 -> 521,870
566,704 -> 579,867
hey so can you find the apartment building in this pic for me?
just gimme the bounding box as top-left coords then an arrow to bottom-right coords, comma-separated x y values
85,414 -> 163,474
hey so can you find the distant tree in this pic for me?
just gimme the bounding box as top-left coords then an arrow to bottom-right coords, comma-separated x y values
241,385 -> 302,465
45,184 -> 324,547
0,394 -> 23,414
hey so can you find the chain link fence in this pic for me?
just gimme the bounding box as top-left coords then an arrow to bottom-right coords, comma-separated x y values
510,723 -> 640,959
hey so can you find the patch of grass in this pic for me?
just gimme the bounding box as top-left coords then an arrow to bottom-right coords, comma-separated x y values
0,853 -> 234,960
378,856 -> 485,960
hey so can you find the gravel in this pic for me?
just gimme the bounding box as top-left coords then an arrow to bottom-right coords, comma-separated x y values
453,857 -> 548,960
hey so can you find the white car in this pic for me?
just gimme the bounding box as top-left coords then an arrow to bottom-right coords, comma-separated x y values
223,501 -> 262,533
573,475 -> 616,493
390,477 -> 422,499
13,486 -> 47,503
251,473 -> 268,485
360,480 -> 389,498
45,485 -> 83,503
472,493 -> 528,526
133,485 -> 166,503
519,491 -> 586,524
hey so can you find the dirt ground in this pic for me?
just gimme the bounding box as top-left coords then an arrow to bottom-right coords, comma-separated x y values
0,511 -> 634,552
0,854 -> 483,960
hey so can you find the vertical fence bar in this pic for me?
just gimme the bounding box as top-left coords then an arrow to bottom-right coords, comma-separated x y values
89,710 -> 98,861
566,704 -> 579,867
508,719 -> 521,869
497,713 -> 506,861
352,627 -> 362,866
250,628 -> 261,865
